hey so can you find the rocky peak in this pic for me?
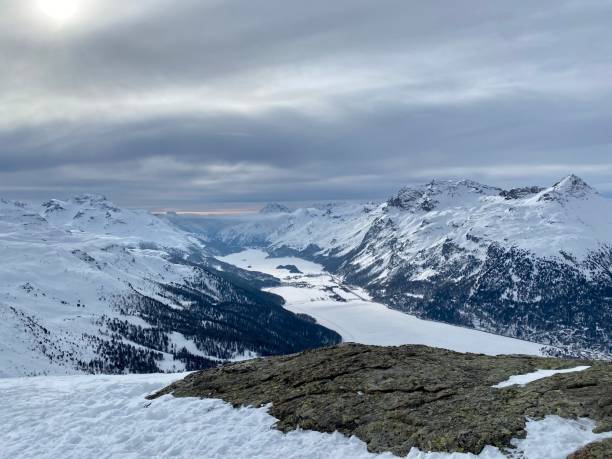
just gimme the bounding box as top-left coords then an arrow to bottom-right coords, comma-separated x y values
69,194 -> 120,213
259,203 -> 292,214
553,174 -> 594,194
538,175 -> 597,203
41,199 -> 67,213
388,186 -> 435,211
388,179 -> 499,212
70,194 -> 109,205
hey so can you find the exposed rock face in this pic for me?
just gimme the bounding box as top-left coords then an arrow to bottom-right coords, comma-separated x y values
352,243 -> 612,358
151,344 -> 612,457
539,174 -> 597,203
499,186 -> 545,200
387,179 -> 500,212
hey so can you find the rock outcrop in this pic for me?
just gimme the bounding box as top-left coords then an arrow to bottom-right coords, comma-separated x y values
151,343 -> 612,456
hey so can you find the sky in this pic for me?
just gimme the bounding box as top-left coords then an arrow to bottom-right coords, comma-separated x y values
1,0 -> 612,210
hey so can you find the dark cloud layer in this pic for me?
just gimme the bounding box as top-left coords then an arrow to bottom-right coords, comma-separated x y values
1,0 -> 612,209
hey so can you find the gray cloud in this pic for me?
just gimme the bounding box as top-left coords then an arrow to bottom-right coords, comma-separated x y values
1,0 -> 612,208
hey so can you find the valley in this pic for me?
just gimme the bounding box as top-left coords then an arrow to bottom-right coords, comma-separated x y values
5,2 -> 612,456
202,176 -> 612,359
219,250 -> 546,356
0,196 -> 339,377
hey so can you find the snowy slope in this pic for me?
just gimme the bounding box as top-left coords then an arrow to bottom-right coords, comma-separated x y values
1,372 -> 610,459
0,196 -> 339,377
39,194 -> 194,248
210,176 -> 612,357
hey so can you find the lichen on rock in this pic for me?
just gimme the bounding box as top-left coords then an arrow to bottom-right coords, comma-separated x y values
150,343 -> 612,457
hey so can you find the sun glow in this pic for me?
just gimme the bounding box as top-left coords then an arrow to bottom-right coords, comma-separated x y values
37,0 -> 79,23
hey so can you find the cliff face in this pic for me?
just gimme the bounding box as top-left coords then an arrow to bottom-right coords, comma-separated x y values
152,343 -> 612,457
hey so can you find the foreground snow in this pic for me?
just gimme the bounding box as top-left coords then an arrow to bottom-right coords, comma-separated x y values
220,250 -> 545,356
493,366 -> 591,388
1,373 -> 611,459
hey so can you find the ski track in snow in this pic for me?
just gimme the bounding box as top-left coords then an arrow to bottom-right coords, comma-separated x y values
492,366 -> 591,388
2,373 -> 611,459
219,250 -> 545,356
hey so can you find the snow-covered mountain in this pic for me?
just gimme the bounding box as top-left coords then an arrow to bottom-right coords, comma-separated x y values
0,195 -> 339,377
204,175 -> 612,358
259,203 -> 292,214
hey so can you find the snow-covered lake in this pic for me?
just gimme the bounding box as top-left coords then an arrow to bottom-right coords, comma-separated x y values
220,249 -> 545,356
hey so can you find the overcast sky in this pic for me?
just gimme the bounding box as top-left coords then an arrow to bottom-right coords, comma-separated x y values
1,0 -> 612,209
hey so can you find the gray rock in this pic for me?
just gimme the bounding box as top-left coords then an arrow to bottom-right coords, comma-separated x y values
150,343 -> 612,456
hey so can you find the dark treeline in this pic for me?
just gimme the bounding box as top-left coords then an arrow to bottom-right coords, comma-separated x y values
84,266 -> 340,373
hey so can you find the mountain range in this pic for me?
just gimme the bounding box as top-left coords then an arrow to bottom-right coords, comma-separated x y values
192,175 -> 612,359
0,194 -> 339,377
3,174 -> 611,377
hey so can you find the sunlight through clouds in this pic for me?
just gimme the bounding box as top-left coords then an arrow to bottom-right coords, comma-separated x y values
1,0 -> 611,206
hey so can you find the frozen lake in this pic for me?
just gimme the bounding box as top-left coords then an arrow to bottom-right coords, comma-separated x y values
220,249 -> 545,356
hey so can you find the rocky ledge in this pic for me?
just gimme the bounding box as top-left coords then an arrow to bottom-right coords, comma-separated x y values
150,343 -> 612,457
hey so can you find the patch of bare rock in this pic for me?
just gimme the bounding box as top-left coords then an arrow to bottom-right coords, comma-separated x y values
151,343 -> 612,457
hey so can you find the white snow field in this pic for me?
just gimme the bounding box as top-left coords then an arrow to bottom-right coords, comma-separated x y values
492,366 -> 591,388
1,373 -> 611,459
219,250 -> 545,356
0,195 -> 207,376
1,195 -> 290,377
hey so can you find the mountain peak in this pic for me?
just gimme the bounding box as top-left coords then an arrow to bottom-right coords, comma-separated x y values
259,203 -> 291,214
70,194 -> 110,205
552,174 -> 593,193
41,199 -> 67,213
389,179 -> 499,212
69,194 -> 121,213
538,175 -> 596,203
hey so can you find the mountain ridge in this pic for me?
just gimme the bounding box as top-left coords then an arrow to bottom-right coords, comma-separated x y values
199,175 -> 612,358
0,196 -> 340,377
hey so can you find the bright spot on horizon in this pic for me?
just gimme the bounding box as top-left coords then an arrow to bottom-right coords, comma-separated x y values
156,208 -> 261,217
37,0 -> 79,23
